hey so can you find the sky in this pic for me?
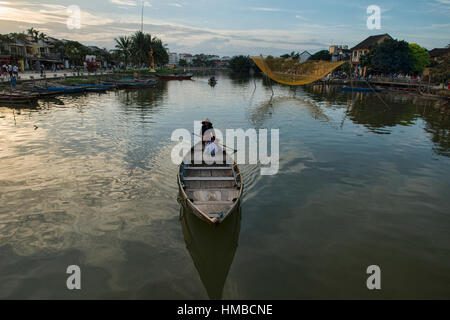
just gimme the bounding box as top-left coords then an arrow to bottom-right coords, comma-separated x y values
0,0 -> 449,56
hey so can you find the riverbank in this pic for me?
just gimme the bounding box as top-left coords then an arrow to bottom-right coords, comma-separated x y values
0,67 -> 194,86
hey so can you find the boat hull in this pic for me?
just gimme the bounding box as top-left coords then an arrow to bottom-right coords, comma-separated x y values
156,74 -> 193,80
178,175 -> 242,226
177,143 -> 244,226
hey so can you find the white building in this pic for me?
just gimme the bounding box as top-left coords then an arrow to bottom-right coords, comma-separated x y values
168,52 -> 179,65
179,53 -> 194,64
299,51 -> 312,63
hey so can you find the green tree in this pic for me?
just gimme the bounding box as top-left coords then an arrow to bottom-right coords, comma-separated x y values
0,34 -> 13,54
26,28 -> 39,41
361,38 -> 413,74
150,36 -> 169,67
8,32 -> 28,43
128,31 -> 168,67
309,50 -> 331,61
408,43 -> 430,74
114,36 -> 132,66
39,32 -> 48,42
228,55 -> 256,74
131,31 -> 148,65
430,52 -> 450,84
281,51 -> 300,59
192,54 -> 215,67
179,59 -> 188,67
63,41 -> 88,65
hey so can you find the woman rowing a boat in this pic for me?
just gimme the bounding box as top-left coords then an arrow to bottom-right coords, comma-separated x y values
201,118 -> 215,142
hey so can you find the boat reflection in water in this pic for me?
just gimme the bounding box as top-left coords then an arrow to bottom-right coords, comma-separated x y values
179,201 -> 242,300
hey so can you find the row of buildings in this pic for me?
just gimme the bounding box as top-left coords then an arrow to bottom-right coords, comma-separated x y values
0,34 -> 111,72
329,33 -> 449,67
168,52 -> 232,67
0,35 -> 64,71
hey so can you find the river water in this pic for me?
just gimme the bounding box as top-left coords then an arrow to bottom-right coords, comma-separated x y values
0,73 -> 449,299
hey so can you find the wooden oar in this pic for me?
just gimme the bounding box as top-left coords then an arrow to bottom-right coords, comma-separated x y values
193,133 -> 237,154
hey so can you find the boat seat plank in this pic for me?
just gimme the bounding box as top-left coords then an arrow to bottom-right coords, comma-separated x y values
192,201 -> 234,205
183,177 -> 235,181
185,167 -> 231,170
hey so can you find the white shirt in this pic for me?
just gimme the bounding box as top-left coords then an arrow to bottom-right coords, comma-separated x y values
205,142 -> 219,156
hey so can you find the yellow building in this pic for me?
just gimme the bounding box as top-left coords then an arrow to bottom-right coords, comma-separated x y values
350,34 -> 392,76
351,34 -> 392,65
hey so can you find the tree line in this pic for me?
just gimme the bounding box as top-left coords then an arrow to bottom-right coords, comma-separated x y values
0,28 -> 169,68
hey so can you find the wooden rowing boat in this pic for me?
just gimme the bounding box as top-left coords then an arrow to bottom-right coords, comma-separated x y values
103,79 -> 158,89
30,84 -> 86,94
0,91 -> 39,104
177,141 -> 243,226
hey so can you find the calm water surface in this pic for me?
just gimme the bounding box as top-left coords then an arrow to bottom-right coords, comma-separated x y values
0,73 -> 449,299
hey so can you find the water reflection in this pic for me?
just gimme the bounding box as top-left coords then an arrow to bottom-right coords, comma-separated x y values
301,84 -> 450,155
1,74 -> 450,299
179,203 -> 241,300
116,82 -> 168,108
248,95 -> 330,127
422,110 -> 450,157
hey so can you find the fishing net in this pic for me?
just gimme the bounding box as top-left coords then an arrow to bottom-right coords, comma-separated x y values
252,56 -> 345,86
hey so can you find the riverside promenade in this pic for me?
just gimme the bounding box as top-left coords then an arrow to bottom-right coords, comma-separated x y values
0,70 -> 115,85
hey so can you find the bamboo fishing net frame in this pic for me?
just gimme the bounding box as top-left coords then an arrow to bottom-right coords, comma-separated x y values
252,56 -> 345,86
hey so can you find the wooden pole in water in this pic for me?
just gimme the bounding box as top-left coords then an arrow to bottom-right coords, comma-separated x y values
141,1 -> 144,32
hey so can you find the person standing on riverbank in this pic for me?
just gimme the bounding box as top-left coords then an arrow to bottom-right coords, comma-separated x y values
1,64 -> 6,80
12,65 -> 18,78
10,73 -> 17,91
7,64 -> 12,79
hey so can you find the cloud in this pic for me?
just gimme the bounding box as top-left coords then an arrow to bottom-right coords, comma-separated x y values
0,1 -> 448,55
109,0 -> 137,6
250,7 -> 282,12
109,0 -> 152,7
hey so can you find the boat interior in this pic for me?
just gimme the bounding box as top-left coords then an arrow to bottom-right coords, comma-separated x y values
180,146 -> 242,219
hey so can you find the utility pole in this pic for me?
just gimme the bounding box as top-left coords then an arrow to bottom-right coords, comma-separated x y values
141,0 -> 144,32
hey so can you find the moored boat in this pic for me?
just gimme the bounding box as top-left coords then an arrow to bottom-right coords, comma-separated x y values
73,83 -> 117,90
103,78 -> 158,89
30,84 -> 85,94
156,74 -> 193,80
0,91 -> 39,104
177,141 -> 243,226
340,86 -> 380,93
85,87 -> 108,93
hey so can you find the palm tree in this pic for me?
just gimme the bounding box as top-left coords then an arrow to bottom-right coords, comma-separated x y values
151,36 -> 169,67
114,36 -> 131,67
131,31 -> 147,66
26,28 -> 35,37
39,33 -> 47,42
